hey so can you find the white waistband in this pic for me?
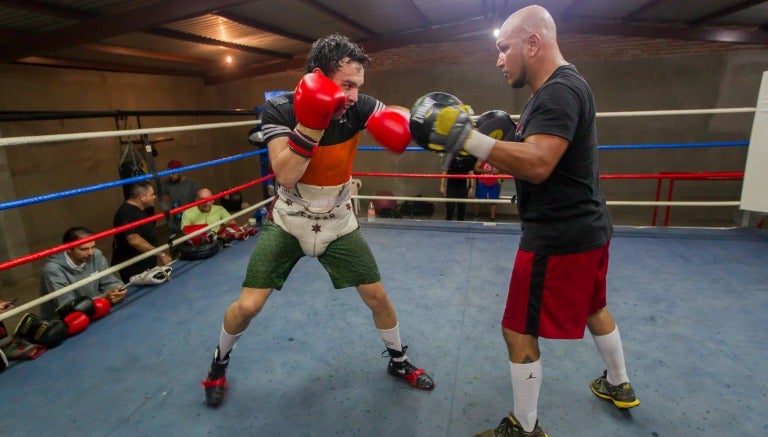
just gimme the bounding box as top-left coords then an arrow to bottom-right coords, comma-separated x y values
278,180 -> 352,212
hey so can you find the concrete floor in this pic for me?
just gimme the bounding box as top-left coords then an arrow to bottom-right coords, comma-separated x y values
1,220 -> 766,436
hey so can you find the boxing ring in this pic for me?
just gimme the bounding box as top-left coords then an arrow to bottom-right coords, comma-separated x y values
1,92 -> 768,436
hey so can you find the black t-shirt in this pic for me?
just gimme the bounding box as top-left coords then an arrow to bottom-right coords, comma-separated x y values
512,65 -> 612,255
111,203 -> 158,281
446,154 -> 477,191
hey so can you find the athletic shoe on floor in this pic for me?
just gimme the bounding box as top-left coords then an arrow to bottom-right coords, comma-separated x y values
384,345 -> 435,391
475,413 -> 548,437
590,369 -> 640,409
201,347 -> 229,407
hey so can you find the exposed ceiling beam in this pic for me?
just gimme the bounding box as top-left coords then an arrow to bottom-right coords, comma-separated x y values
296,0 -> 378,37
145,28 -> 294,59
559,18 -> 768,44
623,0 -> 668,23
559,0 -> 585,19
361,18 -> 492,52
401,0 -> 432,28
213,11 -> 316,44
205,17 -> 494,85
205,58 -> 307,85
15,56 -> 204,78
0,0 -> 97,19
690,0 -> 768,25
81,43 -> 212,65
0,0 -> 252,61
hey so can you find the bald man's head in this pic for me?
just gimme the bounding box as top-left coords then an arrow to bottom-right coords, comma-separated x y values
197,188 -> 214,212
495,5 -> 565,90
499,5 -> 557,44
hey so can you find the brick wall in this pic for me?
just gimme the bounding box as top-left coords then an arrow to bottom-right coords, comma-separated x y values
368,34 -> 766,70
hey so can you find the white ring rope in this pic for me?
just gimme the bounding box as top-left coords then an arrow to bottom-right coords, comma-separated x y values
0,119 -> 260,147
0,106 -> 759,147
593,107 -> 756,118
0,198 -> 271,323
354,195 -> 740,207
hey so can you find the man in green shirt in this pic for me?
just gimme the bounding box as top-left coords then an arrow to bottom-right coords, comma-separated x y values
181,188 -> 238,233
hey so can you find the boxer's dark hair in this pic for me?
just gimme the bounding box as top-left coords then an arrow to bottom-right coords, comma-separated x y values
62,226 -> 93,244
306,34 -> 370,76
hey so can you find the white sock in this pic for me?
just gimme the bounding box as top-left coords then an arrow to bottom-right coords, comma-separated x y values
217,324 -> 244,360
510,360 -> 542,433
379,323 -> 406,362
592,326 -> 629,385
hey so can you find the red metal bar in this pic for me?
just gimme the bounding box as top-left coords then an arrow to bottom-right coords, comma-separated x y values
664,179 -> 676,227
652,177 -> 664,226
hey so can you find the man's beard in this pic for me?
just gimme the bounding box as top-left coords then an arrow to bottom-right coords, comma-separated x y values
512,64 -> 527,89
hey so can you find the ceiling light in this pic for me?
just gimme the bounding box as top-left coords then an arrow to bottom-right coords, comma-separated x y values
493,28 -> 500,38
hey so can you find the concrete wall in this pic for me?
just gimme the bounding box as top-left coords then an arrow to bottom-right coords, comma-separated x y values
1,37 -> 766,287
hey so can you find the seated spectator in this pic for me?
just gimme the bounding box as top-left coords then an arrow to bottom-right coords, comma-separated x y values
112,181 -> 172,283
181,188 -> 237,233
40,227 -> 126,319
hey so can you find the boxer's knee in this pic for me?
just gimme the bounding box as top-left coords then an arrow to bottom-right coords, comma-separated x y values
233,287 -> 271,319
357,282 -> 393,312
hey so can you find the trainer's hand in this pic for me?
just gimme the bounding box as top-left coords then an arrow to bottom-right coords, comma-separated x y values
410,92 -> 496,161
366,106 -> 411,154
288,72 -> 345,158
475,110 -> 516,141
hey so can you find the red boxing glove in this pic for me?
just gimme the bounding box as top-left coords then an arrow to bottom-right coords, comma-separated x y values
288,72 -> 345,158
63,311 -> 90,337
92,297 -> 111,320
367,107 -> 412,154
294,72 -> 345,132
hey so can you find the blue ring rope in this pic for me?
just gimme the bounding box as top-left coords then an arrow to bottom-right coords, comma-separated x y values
0,149 -> 266,211
0,141 -> 747,211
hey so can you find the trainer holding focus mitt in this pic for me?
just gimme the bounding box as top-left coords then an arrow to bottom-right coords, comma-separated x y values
410,5 -> 639,437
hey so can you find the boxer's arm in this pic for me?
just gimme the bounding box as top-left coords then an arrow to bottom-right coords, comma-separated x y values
268,136 -> 312,189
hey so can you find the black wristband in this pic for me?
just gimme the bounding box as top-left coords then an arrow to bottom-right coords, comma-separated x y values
287,129 -> 318,158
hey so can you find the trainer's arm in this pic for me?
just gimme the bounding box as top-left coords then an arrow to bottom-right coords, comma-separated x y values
486,133 -> 568,184
126,233 -> 171,265
268,136 -> 311,189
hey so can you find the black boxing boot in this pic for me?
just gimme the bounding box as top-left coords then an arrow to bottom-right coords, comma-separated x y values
384,345 -> 435,391
201,347 -> 229,407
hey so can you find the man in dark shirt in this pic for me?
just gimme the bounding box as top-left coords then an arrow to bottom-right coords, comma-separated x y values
159,160 -> 200,235
409,5 -> 638,437
112,181 -> 172,282
440,154 -> 477,220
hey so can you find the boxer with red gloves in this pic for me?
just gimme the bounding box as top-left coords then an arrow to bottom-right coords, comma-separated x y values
202,34 -> 434,408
